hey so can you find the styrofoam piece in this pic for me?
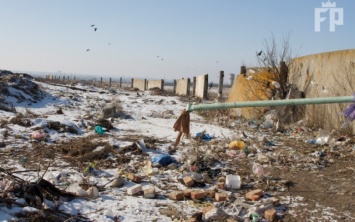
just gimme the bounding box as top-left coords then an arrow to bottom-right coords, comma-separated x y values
225,175 -> 241,189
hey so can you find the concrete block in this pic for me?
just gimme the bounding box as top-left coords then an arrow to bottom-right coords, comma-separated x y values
270,197 -> 280,206
217,182 -> 224,189
246,189 -> 263,200
215,192 -> 227,202
127,184 -> 142,195
143,187 -> 156,199
127,173 -> 142,183
169,191 -> 184,201
251,194 -> 261,201
264,208 -> 276,221
183,176 -> 194,187
191,190 -> 205,200
183,189 -> 193,198
204,190 -> 216,198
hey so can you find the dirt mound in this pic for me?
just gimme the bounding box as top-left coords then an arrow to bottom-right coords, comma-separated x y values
0,72 -> 45,112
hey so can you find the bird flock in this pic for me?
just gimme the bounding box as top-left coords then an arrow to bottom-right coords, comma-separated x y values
86,24 -> 110,52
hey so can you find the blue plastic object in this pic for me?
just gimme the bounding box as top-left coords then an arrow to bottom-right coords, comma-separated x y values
265,141 -> 276,146
151,154 -> 175,166
306,139 -> 317,144
195,132 -> 214,141
95,125 -> 104,135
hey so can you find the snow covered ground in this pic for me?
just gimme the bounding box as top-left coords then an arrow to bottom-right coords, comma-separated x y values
0,79 -> 237,221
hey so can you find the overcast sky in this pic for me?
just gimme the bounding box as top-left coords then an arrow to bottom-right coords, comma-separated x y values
0,0 -> 354,83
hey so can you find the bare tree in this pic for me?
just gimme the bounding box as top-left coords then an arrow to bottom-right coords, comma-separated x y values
255,32 -> 294,100
239,33 -> 301,122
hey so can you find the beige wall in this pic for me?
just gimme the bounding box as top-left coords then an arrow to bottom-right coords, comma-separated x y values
147,80 -> 164,90
131,78 -> 146,91
175,79 -> 190,96
289,49 -> 355,131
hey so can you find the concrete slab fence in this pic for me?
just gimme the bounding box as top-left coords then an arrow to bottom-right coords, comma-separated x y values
147,79 -> 164,90
131,78 -> 147,91
174,78 -> 191,96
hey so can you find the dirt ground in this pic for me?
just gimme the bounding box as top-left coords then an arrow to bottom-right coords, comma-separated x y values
196,91 -> 355,221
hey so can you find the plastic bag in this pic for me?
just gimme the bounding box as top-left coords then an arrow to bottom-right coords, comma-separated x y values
151,154 -> 175,166
252,162 -> 264,178
31,131 -> 46,140
195,132 -> 214,141
229,140 -> 246,150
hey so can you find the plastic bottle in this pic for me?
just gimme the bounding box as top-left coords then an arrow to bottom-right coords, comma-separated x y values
252,213 -> 259,222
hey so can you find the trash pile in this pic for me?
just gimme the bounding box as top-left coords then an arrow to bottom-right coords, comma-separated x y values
0,73 -> 355,221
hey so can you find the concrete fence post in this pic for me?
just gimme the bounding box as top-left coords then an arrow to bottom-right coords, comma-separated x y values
218,71 -> 224,99
100,77 -> 103,87
109,77 -> 112,87
173,80 -> 176,94
144,79 -> 147,90
240,66 -> 247,76
192,77 -> 196,96
161,79 -> 164,90
280,61 -> 288,98
120,77 -> 122,88
229,73 -> 235,86
204,74 -> 208,99
187,78 -> 191,96
131,78 -> 134,88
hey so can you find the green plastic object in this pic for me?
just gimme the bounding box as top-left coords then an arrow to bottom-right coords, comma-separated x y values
95,125 -> 104,135
186,96 -> 354,112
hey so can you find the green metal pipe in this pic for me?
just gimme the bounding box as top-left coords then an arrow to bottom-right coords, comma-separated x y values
186,96 -> 354,112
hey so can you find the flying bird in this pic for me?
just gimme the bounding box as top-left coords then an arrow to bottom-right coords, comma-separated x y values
86,49 -> 90,51
94,28 -> 97,31
257,50 -> 262,56
91,24 -> 95,27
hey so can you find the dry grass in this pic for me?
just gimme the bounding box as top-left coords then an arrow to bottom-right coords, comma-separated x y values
57,135 -> 113,161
